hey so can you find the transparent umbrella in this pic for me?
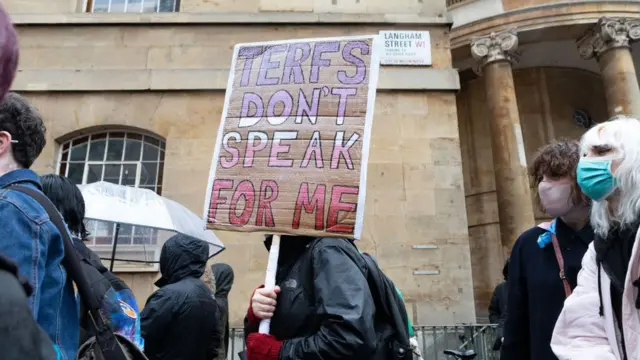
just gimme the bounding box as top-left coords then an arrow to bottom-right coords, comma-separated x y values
78,181 -> 225,271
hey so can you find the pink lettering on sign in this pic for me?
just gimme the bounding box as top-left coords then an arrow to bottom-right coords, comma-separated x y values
301,131 -> 323,169
327,185 -> 359,234
229,180 -> 255,226
256,180 -> 279,227
292,183 -> 326,231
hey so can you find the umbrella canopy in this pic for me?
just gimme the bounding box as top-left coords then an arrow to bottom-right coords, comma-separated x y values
78,182 -> 224,267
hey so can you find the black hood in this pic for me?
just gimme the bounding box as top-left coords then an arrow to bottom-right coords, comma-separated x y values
263,234 -> 315,266
263,234 -> 315,251
212,263 -> 234,298
503,257 -> 510,281
155,234 -> 209,288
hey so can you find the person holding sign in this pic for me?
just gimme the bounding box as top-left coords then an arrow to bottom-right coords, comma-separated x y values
204,35 -> 388,360
243,234 -> 378,360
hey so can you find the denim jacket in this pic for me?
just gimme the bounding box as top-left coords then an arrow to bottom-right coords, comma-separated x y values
0,169 -> 79,360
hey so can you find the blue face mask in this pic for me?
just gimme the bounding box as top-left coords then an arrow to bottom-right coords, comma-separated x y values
577,158 -> 618,201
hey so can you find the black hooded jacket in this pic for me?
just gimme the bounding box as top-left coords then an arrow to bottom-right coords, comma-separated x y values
489,258 -> 509,345
212,263 -> 234,360
141,234 -> 221,360
244,235 -> 377,360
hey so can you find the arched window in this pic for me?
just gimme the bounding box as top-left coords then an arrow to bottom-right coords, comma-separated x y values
58,131 -> 165,193
57,131 -> 166,271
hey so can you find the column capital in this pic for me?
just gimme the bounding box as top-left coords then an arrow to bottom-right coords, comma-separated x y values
577,17 -> 640,60
470,29 -> 519,74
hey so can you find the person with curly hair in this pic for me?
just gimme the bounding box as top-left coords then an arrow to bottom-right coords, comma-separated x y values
0,93 -> 79,360
501,140 -> 592,360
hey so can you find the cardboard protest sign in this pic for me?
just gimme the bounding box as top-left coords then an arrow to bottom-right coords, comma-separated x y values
204,35 -> 381,239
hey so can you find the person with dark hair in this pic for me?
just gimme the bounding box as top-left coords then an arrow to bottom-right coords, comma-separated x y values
40,174 -> 144,352
501,140 -> 593,360
141,234 -> 221,360
212,263 -> 234,360
489,257 -> 509,351
0,93 -> 78,360
40,174 -> 89,238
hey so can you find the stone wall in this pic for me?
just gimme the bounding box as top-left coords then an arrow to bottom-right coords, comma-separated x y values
20,21 -> 475,325
457,67 -> 607,317
14,23 -> 457,92
501,0 -> 557,12
181,0 -> 446,14
4,0 -> 446,14
5,0 -> 78,14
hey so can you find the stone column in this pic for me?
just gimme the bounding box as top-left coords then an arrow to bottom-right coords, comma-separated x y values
471,29 -> 535,249
578,17 -> 640,117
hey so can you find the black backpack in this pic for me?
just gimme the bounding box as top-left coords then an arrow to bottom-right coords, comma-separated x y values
10,185 -> 146,360
302,238 -> 413,360
72,240 -> 143,347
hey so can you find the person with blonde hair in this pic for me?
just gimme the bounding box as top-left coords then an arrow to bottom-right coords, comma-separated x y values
552,117 -> 640,360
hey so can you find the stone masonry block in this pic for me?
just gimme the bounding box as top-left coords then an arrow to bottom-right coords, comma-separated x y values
5,0 -> 76,14
259,0 -> 313,12
180,0 -> 260,12
19,47 -> 149,70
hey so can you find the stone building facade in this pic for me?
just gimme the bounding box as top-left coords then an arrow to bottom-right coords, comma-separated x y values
450,0 -> 640,317
4,0 -> 640,326
8,0 -> 473,327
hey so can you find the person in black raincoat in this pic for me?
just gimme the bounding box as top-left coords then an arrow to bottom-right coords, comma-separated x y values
243,235 -> 377,360
212,263 -> 234,360
488,257 -> 509,351
141,234 -> 221,360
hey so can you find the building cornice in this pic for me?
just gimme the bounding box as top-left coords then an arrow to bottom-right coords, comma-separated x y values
451,1 -> 640,49
13,68 -> 460,92
10,12 -> 452,26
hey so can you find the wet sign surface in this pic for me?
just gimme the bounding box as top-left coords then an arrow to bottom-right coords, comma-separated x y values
204,35 -> 381,239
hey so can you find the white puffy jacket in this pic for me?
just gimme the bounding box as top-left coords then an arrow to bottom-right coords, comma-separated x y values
551,230 -> 640,360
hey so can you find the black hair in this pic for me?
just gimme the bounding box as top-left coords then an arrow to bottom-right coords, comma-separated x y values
40,174 -> 89,239
0,93 -> 46,168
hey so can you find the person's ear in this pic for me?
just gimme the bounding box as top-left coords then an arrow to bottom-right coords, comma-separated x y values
0,131 -> 12,157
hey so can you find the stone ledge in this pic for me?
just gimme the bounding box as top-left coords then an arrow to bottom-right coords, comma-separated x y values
451,1 -> 640,49
11,12 -> 452,26
13,68 -> 460,91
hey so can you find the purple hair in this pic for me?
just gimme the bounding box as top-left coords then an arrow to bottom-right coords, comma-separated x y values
0,3 -> 18,102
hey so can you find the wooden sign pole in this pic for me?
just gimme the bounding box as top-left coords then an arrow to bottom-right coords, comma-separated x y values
258,234 -> 281,334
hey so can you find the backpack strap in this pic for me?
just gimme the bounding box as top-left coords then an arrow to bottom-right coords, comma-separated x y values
9,185 -> 129,360
550,233 -> 572,298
